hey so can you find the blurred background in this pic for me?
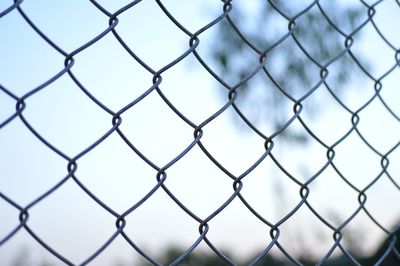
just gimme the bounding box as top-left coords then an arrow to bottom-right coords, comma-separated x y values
0,0 -> 399,265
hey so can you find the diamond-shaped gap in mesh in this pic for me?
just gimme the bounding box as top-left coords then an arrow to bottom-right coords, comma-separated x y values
197,12 -> 267,87
25,179 -> 119,265
268,205 -> 337,263
321,51 -> 374,111
147,54 -> 226,125
70,33 -> 154,112
261,39 -> 324,101
362,174 -> 400,229
19,74 -> 113,157
20,0 -> 109,52
0,119 -> 66,205
116,88 -> 196,167
192,105 -> 267,178
349,20 -> 396,78
305,166 -> 362,228
199,195 -> 274,262
296,82 -> 353,146
265,118 -> 330,185
111,0 -> 195,71
355,97 -> 400,153
76,132 -> 159,214
235,158 -> 276,222
247,156 -> 305,226
332,131 -> 385,190
0,9 -> 64,97
162,145 -> 234,219
121,187 -> 203,263
289,3 -> 349,65
167,23 -> 224,89
228,70 -> 297,136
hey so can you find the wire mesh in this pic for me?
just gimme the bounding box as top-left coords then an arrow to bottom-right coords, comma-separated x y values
0,0 -> 399,265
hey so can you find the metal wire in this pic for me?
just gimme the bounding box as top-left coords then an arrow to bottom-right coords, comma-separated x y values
0,0 -> 399,265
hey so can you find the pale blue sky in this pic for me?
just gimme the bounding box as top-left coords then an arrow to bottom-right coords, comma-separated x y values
0,1 -> 399,265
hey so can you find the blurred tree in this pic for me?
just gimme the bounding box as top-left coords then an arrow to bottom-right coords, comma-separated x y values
212,0 -> 366,141
210,1 -> 368,261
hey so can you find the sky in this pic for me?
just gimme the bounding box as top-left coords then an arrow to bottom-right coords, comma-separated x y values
0,0 -> 399,265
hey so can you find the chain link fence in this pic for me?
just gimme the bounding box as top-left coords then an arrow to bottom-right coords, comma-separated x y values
1,0 -> 399,265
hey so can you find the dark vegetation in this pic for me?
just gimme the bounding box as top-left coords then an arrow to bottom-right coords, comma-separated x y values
138,226 -> 399,265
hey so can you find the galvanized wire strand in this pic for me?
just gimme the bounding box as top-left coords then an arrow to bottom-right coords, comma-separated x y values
302,2 -> 398,262
156,1 -> 302,262
152,2 -> 281,263
89,1 -> 242,263
0,0 -> 399,265
8,2 -> 128,264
